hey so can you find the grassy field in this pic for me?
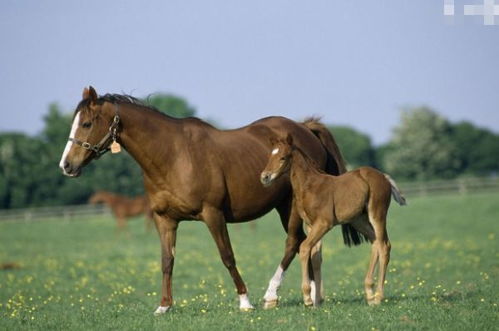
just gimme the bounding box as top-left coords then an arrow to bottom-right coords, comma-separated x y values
0,192 -> 497,330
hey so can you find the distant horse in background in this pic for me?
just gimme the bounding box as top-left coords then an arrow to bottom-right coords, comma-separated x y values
89,191 -> 153,230
59,86 -> 350,314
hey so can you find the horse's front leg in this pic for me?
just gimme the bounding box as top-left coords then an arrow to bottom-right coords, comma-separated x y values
263,203 -> 308,309
299,221 -> 331,307
309,234 -> 324,306
153,214 -> 178,315
203,207 -> 254,311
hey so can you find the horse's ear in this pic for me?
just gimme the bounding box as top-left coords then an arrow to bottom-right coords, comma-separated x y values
82,86 -> 98,102
88,86 -> 98,103
286,133 -> 293,146
82,87 -> 90,99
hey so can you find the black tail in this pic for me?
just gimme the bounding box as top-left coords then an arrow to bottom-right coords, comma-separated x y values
303,118 -> 369,247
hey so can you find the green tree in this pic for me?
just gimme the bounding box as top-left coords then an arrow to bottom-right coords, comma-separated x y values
0,133 -> 46,208
328,126 -> 375,169
381,107 -> 460,180
451,121 -> 499,176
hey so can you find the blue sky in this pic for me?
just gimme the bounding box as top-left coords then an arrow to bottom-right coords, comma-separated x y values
1,0 -> 498,144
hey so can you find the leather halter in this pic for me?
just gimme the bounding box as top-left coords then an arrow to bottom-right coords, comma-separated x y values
68,104 -> 120,159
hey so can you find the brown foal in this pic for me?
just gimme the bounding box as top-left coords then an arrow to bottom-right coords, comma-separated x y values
59,86 -> 351,314
261,134 -> 406,306
89,191 -> 153,230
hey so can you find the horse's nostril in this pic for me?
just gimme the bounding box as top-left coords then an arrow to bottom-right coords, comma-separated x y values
63,161 -> 70,170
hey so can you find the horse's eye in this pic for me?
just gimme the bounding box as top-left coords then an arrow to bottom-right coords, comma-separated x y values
82,122 -> 92,129
280,157 -> 286,161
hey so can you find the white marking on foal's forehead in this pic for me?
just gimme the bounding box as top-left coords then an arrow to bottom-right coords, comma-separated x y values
271,148 -> 279,155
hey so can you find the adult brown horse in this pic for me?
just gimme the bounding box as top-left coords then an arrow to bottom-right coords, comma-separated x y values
89,191 -> 153,230
59,86 -> 353,314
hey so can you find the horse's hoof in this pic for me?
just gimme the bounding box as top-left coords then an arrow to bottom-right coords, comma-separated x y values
263,299 -> 278,310
367,295 -> 382,306
304,299 -> 314,307
240,306 -> 255,312
311,299 -> 322,307
153,306 -> 170,315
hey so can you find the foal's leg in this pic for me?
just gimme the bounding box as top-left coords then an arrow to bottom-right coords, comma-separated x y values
308,225 -> 324,306
263,203 -> 306,309
299,221 -> 331,307
203,207 -> 254,311
351,217 -> 378,304
367,210 -> 391,305
154,214 -> 178,315
373,223 -> 390,305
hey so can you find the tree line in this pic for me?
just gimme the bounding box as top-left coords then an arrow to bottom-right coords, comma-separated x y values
0,98 -> 497,209
331,106 -> 499,181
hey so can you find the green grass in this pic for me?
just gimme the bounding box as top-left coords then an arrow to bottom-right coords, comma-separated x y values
0,192 -> 498,330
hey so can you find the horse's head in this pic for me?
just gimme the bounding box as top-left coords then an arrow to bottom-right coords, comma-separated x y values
260,134 -> 294,187
59,86 -> 118,177
89,191 -> 106,204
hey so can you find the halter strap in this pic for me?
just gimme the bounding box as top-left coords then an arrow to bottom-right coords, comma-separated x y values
68,104 -> 121,159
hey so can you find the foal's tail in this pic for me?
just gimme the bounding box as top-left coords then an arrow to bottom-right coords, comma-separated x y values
384,174 -> 407,206
304,118 -> 369,247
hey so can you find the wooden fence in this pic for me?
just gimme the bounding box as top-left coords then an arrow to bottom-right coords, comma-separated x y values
398,177 -> 499,197
0,177 -> 498,223
0,204 -> 110,223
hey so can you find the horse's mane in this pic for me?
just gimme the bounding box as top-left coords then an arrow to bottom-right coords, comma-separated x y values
74,93 -> 180,121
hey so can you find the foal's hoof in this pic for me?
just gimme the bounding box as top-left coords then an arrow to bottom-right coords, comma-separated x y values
303,299 -> 314,307
263,299 -> 278,310
153,306 -> 170,315
367,294 -> 382,306
240,306 -> 255,312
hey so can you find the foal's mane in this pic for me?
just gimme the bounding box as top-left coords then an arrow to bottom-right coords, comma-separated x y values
291,144 -> 327,175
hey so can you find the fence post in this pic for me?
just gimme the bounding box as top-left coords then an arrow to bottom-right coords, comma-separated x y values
458,179 -> 467,195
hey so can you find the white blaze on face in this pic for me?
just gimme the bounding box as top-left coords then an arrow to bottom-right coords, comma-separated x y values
59,111 -> 81,172
271,148 -> 279,155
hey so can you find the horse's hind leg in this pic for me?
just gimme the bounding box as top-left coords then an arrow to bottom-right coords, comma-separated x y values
366,208 -> 391,305
373,224 -> 390,305
351,216 -> 378,304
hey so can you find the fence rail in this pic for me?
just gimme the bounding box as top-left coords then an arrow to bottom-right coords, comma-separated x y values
0,204 -> 110,222
0,177 -> 498,222
399,177 -> 499,197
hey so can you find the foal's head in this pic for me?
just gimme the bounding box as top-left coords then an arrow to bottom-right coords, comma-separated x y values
59,86 -> 116,177
260,134 -> 294,187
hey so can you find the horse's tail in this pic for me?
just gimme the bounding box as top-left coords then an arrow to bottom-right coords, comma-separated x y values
303,118 -> 368,247
303,118 -> 347,175
384,174 -> 407,206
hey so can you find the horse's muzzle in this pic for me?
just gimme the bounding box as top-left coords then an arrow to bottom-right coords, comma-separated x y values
61,161 -> 82,177
260,172 -> 274,187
